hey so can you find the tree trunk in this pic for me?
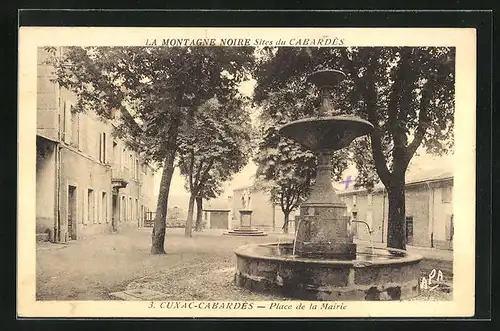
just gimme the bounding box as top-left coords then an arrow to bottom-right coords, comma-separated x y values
150,149 -> 176,254
185,194 -> 196,237
195,196 -> 203,231
283,212 -> 290,234
386,177 -> 406,250
150,111 -> 180,254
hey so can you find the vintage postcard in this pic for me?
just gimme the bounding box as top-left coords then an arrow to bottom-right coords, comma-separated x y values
18,27 -> 476,318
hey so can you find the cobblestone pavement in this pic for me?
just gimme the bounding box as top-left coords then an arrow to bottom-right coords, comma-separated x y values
36,227 -> 453,301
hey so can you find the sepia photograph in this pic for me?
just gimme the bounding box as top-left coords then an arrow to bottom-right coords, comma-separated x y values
18,27 -> 476,318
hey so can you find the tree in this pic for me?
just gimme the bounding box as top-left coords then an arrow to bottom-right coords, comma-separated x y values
254,133 -> 312,234
178,98 -> 252,237
194,172 -> 225,232
253,47 -> 454,249
49,46 -> 255,253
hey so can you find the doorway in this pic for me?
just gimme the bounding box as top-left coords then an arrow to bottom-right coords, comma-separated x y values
102,192 -> 108,223
405,216 -> 414,245
121,196 -> 126,223
68,185 -> 77,240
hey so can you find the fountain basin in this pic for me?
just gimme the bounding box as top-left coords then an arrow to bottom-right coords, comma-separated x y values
279,116 -> 373,152
234,243 -> 423,301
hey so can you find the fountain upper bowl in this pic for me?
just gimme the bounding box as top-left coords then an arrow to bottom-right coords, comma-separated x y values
278,116 -> 374,152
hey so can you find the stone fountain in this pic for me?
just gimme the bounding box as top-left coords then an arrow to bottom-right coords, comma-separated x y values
224,189 -> 268,236
234,69 -> 423,300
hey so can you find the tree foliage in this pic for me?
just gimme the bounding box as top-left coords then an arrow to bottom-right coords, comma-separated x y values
49,46 -> 255,253
253,46 -> 455,248
178,98 -> 252,237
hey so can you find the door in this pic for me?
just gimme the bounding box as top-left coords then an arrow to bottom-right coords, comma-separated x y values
210,212 -> 228,229
68,186 -> 77,240
112,194 -> 117,230
405,216 -> 414,245
102,192 -> 108,223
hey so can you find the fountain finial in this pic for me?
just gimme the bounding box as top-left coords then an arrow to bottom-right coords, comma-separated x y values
307,69 -> 346,116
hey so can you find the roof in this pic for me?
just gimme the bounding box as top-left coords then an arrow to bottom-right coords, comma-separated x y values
337,170 -> 453,195
205,198 -> 231,210
203,209 -> 231,212
233,184 -> 254,192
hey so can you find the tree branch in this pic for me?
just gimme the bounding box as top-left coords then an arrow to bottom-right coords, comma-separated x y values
197,158 -> 215,190
193,158 -> 204,189
279,190 -> 285,213
406,81 -> 431,162
287,188 -> 299,214
363,53 -> 392,187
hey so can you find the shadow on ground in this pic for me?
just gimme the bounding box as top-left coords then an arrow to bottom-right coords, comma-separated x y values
36,228 -> 452,301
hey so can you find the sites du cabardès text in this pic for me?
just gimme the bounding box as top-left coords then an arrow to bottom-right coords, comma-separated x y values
145,37 -> 345,47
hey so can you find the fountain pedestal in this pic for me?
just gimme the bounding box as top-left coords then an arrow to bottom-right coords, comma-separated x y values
239,209 -> 253,228
295,152 -> 356,259
224,210 -> 268,236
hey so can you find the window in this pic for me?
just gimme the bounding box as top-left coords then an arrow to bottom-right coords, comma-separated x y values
112,141 -> 118,166
87,189 -> 95,224
367,193 -> 373,206
135,159 -> 139,179
122,148 -> 126,170
405,216 -> 414,243
135,198 -> 139,223
62,101 -> 71,143
99,132 -> 107,163
442,186 -> 452,203
129,197 -> 132,222
352,194 -> 357,206
70,109 -> 80,149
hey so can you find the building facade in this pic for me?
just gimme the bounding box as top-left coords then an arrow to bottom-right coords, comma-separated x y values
36,47 -> 156,242
339,174 -> 454,250
231,174 -> 453,250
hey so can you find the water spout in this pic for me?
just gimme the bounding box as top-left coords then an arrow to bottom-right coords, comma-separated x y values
350,220 -> 375,255
292,218 -> 302,256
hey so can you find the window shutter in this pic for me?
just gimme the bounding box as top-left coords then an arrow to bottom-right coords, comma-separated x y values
77,114 -> 81,150
103,133 -> 106,163
94,191 -> 98,224
98,133 -> 101,162
63,101 -> 71,143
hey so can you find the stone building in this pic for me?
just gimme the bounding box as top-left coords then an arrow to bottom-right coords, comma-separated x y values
36,47 -> 156,242
231,169 -> 453,250
204,196 -> 234,229
339,171 -> 454,250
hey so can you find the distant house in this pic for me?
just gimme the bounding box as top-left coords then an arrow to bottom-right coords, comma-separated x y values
203,197 -> 233,229
338,170 -> 454,250
232,166 -> 454,250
